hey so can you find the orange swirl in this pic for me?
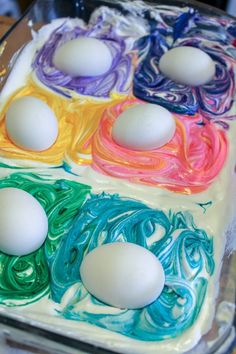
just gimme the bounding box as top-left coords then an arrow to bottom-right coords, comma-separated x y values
0,81 -> 124,166
92,98 -> 228,194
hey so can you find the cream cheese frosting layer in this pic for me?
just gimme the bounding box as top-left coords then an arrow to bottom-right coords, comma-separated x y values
0,1 -> 235,354
0,159 -> 234,354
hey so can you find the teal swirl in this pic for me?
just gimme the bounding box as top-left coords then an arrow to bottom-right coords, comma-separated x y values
50,193 -> 215,341
0,172 -> 90,305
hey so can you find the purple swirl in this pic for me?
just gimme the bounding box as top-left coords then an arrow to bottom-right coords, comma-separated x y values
33,22 -> 133,98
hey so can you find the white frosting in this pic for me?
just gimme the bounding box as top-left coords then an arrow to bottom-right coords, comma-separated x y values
0,148 -> 234,353
0,41 -> 36,114
0,5 -> 235,354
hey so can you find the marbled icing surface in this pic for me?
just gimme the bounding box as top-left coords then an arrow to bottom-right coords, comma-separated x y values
0,84 -> 229,195
92,98 -> 228,194
133,9 -> 236,125
51,192 -> 214,341
0,172 -> 90,306
0,1 -> 235,353
0,171 -> 214,341
0,158 -> 234,353
33,18 -> 133,99
0,82 -> 124,166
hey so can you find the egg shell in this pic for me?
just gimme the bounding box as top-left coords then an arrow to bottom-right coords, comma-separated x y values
6,96 -> 58,152
80,242 -> 165,309
0,188 -> 48,256
159,46 -> 215,86
112,103 -> 176,151
53,37 -> 113,77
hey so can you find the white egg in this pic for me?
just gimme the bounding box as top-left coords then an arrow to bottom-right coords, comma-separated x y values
53,37 -> 113,77
80,242 -> 165,309
0,188 -> 48,256
159,46 -> 215,86
112,103 -> 176,151
6,96 -> 58,152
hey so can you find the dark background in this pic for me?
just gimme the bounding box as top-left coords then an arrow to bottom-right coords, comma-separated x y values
0,0 -> 235,19
17,0 -> 235,12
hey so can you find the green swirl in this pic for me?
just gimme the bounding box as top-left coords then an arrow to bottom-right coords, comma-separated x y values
0,172 -> 90,305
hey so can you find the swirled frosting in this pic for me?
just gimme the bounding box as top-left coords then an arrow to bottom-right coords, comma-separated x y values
133,9 -> 236,124
0,172 -> 90,306
92,98 -> 228,194
33,18 -> 133,99
0,81 -> 124,166
0,84 -> 229,194
0,171 -> 215,341
50,192 -> 214,341
0,2 -> 235,353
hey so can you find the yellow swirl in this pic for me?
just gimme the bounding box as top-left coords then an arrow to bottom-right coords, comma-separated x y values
0,80 -> 124,165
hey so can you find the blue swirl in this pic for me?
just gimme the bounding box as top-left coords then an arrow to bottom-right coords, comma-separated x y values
179,13 -> 235,45
173,9 -> 196,42
133,9 -> 235,120
133,31 -> 198,115
227,23 -> 236,38
49,193 -> 215,341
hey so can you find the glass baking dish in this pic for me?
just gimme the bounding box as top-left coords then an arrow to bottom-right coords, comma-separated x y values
0,0 -> 235,353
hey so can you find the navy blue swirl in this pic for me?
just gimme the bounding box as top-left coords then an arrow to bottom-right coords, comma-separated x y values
133,10 -> 236,121
133,32 -> 198,115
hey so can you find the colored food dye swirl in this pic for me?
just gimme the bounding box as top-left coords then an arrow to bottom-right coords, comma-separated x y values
133,9 -> 236,123
0,82 -> 123,166
92,98 -> 228,194
33,19 -> 133,98
50,193 -> 214,341
0,172 -> 90,305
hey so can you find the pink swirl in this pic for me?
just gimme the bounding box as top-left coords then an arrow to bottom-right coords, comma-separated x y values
92,99 -> 228,194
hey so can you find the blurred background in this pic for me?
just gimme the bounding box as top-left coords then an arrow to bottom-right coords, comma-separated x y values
0,0 -> 235,25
